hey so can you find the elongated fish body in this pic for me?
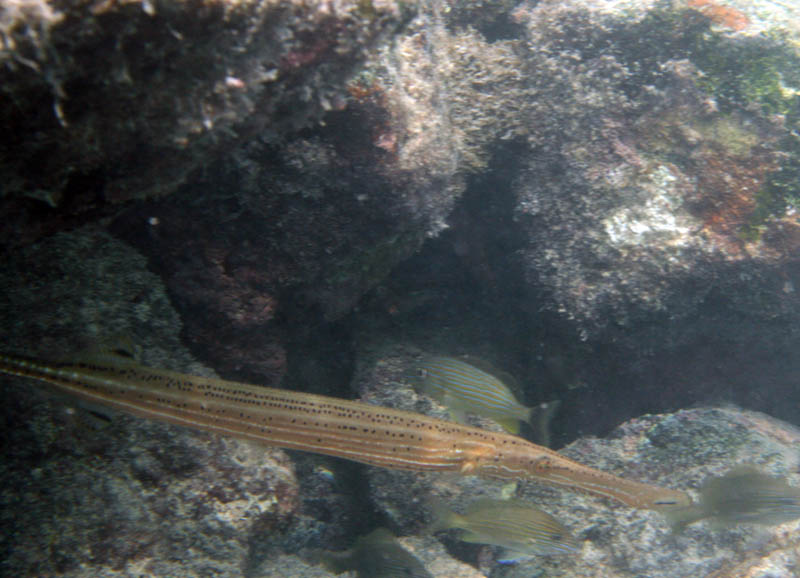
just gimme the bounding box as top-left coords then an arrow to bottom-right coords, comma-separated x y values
432,498 -> 578,558
0,352 -> 690,510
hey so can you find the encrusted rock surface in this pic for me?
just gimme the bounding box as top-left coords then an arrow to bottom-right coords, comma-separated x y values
502,406 -> 800,577
0,228 -> 300,576
510,0 -> 800,335
0,0 -> 411,244
4,0 -> 800,576
3,230 -> 800,576
349,0 -> 800,439
355,343 -> 800,577
0,228 -> 485,576
6,0 -> 800,430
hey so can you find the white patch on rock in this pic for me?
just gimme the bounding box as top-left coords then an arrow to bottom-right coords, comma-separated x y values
603,165 -> 694,248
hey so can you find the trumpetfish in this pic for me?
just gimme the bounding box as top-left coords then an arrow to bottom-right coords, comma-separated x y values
0,350 -> 691,510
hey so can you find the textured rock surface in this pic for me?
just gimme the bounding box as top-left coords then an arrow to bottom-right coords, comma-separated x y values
7,0 -> 800,431
396,534 -> 486,578
3,230 -> 800,577
497,0 -> 800,438
0,228 -> 300,576
510,0 -> 800,334
4,0 -> 800,576
503,407 -> 800,577
0,0 -> 411,246
348,0 -> 800,441
355,344 -> 800,577
0,228 -> 482,576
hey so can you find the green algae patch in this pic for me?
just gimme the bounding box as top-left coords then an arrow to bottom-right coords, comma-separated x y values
620,6 -> 800,117
631,8 -> 800,238
747,132 -> 800,232
687,26 -> 800,234
693,30 -> 800,117
699,115 -> 760,157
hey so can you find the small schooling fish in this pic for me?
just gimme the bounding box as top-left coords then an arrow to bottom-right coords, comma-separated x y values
412,356 -> 559,444
665,467 -> 800,531
319,528 -> 432,578
430,498 -> 578,562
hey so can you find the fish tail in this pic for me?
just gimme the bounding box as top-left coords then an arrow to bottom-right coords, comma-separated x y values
526,400 -> 561,447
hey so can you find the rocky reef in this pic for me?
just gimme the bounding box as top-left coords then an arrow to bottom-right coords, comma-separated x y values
0,229 -> 300,576
5,0 -> 800,425
356,343 -> 800,577
3,0 -> 800,575
3,269 -> 800,576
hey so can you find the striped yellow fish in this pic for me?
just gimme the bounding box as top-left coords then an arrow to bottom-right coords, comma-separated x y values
413,356 -> 559,442
430,498 -> 578,561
